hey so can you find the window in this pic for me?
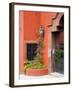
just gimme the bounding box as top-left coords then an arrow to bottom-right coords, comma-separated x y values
26,43 -> 38,61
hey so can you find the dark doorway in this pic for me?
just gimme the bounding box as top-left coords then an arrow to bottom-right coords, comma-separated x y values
52,15 -> 64,74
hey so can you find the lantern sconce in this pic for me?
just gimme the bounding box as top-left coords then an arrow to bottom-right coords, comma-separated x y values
39,25 -> 45,38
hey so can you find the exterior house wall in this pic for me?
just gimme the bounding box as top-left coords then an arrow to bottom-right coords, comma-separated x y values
40,12 -> 56,66
19,12 -> 25,74
19,11 -> 56,74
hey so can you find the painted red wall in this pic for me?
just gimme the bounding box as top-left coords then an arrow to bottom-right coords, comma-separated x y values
19,11 -> 56,74
24,11 -> 40,41
19,12 -> 25,74
40,12 -> 56,66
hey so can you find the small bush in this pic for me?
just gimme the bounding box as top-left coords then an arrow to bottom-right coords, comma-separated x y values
54,49 -> 64,64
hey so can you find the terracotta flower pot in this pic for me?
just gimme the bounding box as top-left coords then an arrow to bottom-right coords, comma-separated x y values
26,68 -> 48,76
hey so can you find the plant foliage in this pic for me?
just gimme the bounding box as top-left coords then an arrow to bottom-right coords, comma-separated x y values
54,49 -> 64,64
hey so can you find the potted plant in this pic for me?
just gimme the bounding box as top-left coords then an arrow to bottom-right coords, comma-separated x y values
24,53 -> 48,76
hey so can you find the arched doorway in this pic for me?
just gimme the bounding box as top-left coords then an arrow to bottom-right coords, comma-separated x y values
52,15 -> 64,74
48,13 -> 64,74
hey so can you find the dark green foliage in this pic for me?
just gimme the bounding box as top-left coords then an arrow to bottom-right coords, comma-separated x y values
54,49 -> 64,64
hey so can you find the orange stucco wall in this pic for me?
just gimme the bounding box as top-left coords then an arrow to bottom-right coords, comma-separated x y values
19,11 -> 56,74
24,11 -> 40,41
19,12 -> 25,74
40,12 -> 56,66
